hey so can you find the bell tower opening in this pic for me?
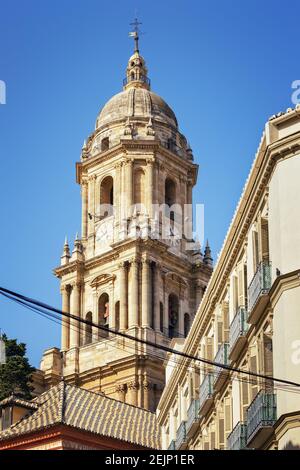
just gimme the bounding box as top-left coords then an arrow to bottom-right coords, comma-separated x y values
168,293 -> 179,338
98,293 -> 109,338
100,176 -> 113,218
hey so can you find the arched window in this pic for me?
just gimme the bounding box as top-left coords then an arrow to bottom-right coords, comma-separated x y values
134,169 -> 145,208
184,313 -> 190,337
98,293 -> 109,338
85,312 -> 93,345
165,178 -> 176,207
160,302 -> 164,333
101,137 -> 109,152
100,176 -> 113,218
115,301 -> 120,332
168,293 -> 179,338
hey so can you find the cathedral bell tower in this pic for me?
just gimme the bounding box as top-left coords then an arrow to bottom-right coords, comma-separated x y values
42,26 -> 212,411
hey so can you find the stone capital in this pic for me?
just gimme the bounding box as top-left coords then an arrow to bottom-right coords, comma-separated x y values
142,378 -> 152,390
128,380 -> 139,390
60,284 -> 71,295
115,383 -> 127,393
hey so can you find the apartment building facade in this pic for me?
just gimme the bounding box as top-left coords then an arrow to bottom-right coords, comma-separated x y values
157,105 -> 300,450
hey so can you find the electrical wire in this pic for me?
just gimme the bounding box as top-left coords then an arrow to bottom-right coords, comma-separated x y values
1,286 -> 300,392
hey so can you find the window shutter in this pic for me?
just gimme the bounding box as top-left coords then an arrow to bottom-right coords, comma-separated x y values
243,263 -> 248,309
250,355 -> 259,400
263,336 -> 273,390
252,230 -> 259,272
219,418 -> 225,447
241,379 -> 249,422
261,218 -> 269,262
224,397 -> 232,435
210,431 -> 216,450
222,302 -> 229,342
206,337 -> 213,360
217,321 -> 223,346
238,266 -> 244,307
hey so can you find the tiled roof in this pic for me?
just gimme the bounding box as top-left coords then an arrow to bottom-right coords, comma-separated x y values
0,395 -> 38,410
0,382 -> 160,449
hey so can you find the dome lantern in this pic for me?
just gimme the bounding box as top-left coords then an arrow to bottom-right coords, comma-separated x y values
123,17 -> 150,91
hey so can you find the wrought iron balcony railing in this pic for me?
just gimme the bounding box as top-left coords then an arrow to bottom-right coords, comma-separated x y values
247,391 -> 277,445
227,421 -> 248,450
199,374 -> 213,409
186,399 -> 200,436
214,342 -> 230,385
229,306 -> 248,355
248,261 -> 271,314
175,421 -> 187,449
123,75 -> 151,87
168,439 -> 176,450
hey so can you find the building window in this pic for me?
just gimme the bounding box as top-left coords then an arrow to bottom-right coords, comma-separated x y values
101,137 -> 109,152
168,293 -> 179,338
85,312 -> 93,345
165,178 -> 176,207
100,176 -> 113,218
98,293 -> 109,338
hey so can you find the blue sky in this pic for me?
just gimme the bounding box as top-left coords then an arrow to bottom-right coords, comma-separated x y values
0,0 -> 299,366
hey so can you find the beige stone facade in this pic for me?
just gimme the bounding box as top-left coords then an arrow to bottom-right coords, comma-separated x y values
157,106 -> 300,449
39,47 -> 212,411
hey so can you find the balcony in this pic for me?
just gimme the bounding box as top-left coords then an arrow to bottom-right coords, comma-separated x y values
175,421 -> 187,449
214,343 -> 230,391
167,440 -> 176,450
248,261 -> 271,324
227,422 -> 247,450
186,399 -> 200,437
247,392 -> 277,448
229,307 -> 248,361
123,74 -> 151,87
199,374 -> 214,416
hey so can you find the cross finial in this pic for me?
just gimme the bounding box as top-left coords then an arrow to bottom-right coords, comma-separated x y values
129,17 -> 142,53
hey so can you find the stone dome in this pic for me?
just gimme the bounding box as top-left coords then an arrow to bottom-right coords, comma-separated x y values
96,87 -> 178,131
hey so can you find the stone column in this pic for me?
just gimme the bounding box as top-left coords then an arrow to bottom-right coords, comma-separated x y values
153,263 -> 161,332
127,380 -> 139,406
81,179 -> 88,239
185,179 -> 193,240
114,162 -> 121,226
129,259 -> 139,328
179,296 -> 185,338
92,289 -> 98,342
116,384 -> 126,403
61,285 -> 70,351
109,279 -> 116,333
142,258 -> 152,328
163,275 -> 169,336
69,282 -> 81,348
126,159 -> 133,218
147,159 -> 154,218
143,376 -> 152,411
119,262 -> 128,330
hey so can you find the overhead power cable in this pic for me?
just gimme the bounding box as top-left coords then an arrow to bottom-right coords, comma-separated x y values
1,286 -> 300,389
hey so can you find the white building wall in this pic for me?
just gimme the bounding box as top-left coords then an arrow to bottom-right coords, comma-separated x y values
269,153 -> 300,278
